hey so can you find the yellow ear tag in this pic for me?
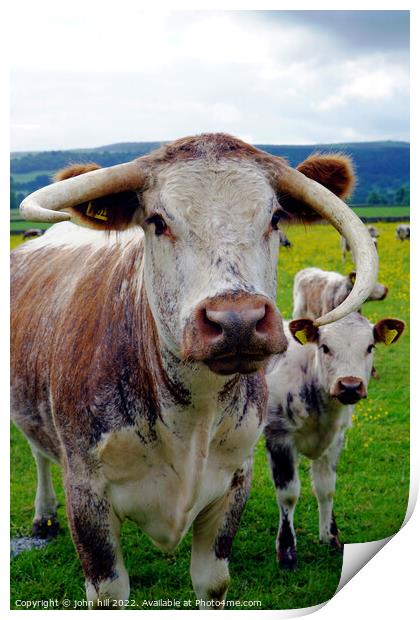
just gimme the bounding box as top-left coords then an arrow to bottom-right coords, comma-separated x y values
86,201 -> 108,221
384,328 -> 398,346
47,519 -> 52,527
295,329 -> 308,344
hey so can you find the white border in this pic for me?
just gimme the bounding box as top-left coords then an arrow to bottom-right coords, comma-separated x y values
3,1 -> 417,618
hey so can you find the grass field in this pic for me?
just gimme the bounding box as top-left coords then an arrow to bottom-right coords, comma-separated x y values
352,206 -> 410,218
10,222 -> 409,610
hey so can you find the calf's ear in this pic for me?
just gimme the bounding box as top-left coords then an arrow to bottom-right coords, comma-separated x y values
289,319 -> 319,345
54,163 -> 141,231
279,153 -> 355,222
373,318 -> 405,345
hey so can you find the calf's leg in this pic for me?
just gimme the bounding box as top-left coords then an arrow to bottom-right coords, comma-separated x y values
30,443 -> 59,538
311,432 -> 344,551
266,440 -> 300,569
65,473 -> 129,609
190,458 -> 252,609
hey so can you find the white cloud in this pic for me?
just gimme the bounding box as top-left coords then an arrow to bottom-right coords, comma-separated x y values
10,9 -> 409,150
313,56 -> 409,112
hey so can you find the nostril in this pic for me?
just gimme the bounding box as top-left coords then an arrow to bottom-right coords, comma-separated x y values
255,304 -> 270,334
200,308 -> 223,340
339,379 -> 363,392
255,304 -> 277,337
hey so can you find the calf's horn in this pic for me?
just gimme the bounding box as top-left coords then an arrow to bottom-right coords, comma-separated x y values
19,161 -> 145,223
279,165 -> 378,326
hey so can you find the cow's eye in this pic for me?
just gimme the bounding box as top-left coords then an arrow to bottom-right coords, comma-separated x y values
271,210 -> 283,230
146,214 -> 167,236
320,344 -> 331,354
367,344 -> 375,354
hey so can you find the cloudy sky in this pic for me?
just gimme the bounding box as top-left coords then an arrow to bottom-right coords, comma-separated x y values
10,8 -> 409,151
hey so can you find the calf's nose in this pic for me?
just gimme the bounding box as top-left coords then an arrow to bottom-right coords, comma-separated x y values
333,376 -> 366,404
338,378 -> 363,391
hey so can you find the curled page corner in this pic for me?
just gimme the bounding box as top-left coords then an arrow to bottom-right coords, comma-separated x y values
336,536 -> 393,594
335,478 -> 417,597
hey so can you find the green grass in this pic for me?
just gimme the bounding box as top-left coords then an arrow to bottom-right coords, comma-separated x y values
10,223 -> 409,610
10,208 -> 53,232
10,221 -> 52,232
352,205 -> 410,218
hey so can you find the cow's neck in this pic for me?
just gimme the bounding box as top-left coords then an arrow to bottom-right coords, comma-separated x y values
305,351 -> 343,415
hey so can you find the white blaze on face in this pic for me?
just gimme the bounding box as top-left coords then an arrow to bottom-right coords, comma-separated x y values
315,313 -> 375,396
141,159 -> 280,354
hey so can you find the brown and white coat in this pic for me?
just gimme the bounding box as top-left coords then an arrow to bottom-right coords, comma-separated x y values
293,267 -> 388,321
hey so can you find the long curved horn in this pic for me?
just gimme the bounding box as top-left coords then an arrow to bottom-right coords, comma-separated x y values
19,161 -> 145,223
279,165 -> 378,326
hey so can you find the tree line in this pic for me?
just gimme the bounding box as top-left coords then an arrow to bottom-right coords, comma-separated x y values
10,141 -> 410,207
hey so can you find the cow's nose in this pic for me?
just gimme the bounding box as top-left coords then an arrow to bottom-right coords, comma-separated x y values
334,376 -> 366,404
203,305 -> 267,344
181,293 -> 288,375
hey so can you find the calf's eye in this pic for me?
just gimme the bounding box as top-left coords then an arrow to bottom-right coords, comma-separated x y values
366,344 -> 375,354
146,214 -> 167,236
320,344 -> 331,354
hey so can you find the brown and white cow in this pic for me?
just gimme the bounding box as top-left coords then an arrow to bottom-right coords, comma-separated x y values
293,267 -> 388,320
265,313 -> 404,568
11,134 -> 378,608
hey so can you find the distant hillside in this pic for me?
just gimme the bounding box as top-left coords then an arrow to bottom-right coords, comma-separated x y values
10,140 -> 409,206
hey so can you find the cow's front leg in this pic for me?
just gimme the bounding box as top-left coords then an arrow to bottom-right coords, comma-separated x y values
65,474 -> 129,609
266,439 -> 300,569
311,432 -> 345,551
190,458 -> 252,610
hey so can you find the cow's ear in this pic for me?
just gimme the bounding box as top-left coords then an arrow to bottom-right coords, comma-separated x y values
348,271 -> 357,285
54,163 -> 141,231
373,318 -> 405,345
289,319 -> 319,345
279,153 -> 355,222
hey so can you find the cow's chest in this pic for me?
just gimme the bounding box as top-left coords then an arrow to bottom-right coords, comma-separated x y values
292,398 -> 352,460
96,402 -> 261,552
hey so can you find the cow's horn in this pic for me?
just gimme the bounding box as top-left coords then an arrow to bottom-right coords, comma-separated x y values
279,165 -> 378,326
19,161 -> 145,223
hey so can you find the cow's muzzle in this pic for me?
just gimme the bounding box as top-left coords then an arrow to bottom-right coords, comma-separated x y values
331,376 -> 367,405
181,292 -> 288,375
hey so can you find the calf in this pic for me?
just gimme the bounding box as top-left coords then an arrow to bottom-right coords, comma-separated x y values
264,313 -> 404,568
293,267 -> 388,320
396,224 -> 410,241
